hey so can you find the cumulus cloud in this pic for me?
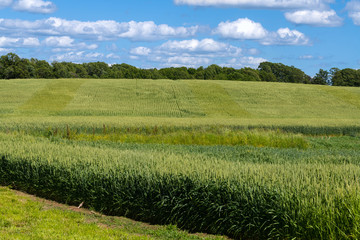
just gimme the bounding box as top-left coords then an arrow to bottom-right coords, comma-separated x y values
0,17 -> 199,41
22,37 -> 40,46
0,36 -> 19,47
119,21 -> 199,41
174,0 -> 332,10
214,18 -> 268,40
214,18 -> 310,45
346,1 -> 360,25
157,39 -> 242,57
50,51 -> 104,62
225,56 -> 268,68
238,56 -> 267,66
106,53 -> 121,59
261,28 -> 310,45
129,38 -> 263,68
43,36 -> 98,51
0,36 -> 40,47
285,10 -> 343,27
245,48 -> 260,55
44,36 -> 74,47
13,0 -> 56,13
0,47 -> 11,53
163,55 -> 211,67
0,0 -> 12,8
130,46 -> 152,56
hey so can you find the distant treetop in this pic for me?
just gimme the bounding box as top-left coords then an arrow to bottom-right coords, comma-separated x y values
0,53 -> 359,86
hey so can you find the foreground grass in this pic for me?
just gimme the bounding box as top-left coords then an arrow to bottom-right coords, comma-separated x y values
0,186 -> 226,240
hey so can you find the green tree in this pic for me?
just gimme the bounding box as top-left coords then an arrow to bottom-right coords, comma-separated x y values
239,68 -> 261,81
311,69 -> 329,85
258,62 -> 310,83
84,62 -> 110,78
0,53 -> 32,79
328,67 -> 340,85
52,62 -> 71,78
195,66 -> 204,79
332,68 -> 360,86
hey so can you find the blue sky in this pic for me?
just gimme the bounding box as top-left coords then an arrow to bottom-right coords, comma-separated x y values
0,0 -> 359,76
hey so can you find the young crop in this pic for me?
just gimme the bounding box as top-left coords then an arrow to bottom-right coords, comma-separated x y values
1,133 -> 360,239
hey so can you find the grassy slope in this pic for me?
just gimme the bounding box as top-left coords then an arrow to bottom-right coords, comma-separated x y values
0,79 -> 360,128
0,186 -> 226,240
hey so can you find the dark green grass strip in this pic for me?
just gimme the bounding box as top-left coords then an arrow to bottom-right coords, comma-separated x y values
19,79 -> 86,114
187,81 -> 252,117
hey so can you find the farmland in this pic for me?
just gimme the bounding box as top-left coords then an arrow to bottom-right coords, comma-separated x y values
1,78 -> 360,239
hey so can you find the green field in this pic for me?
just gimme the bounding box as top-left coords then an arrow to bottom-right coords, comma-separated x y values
1,78 -> 360,124
1,78 -> 360,239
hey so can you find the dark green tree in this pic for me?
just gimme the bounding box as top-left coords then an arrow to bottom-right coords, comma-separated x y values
332,68 -> 360,86
311,69 -> 329,85
258,62 -> 310,83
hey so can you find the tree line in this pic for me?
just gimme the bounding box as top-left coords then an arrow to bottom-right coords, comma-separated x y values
0,53 -> 359,86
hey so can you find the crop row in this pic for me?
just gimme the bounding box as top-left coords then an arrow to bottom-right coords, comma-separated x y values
1,133 -> 360,239
2,122 -> 360,138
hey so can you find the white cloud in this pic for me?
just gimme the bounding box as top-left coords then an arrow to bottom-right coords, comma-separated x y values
129,39 -> 262,69
346,1 -> 360,26
0,36 -> 40,47
22,37 -> 40,46
118,21 -> 199,41
157,39 -> 243,58
130,46 -> 152,56
214,18 -> 310,45
106,53 -> 121,59
50,51 -> 104,62
158,55 -> 267,69
161,55 -> 211,68
285,10 -> 343,27
0,36 -> 20,47
13,0 -> 56,13
0,17 -> 199,41
44,18 -> 127,40
174,0 -> 332,10
261,28 -> 310,45
246,48 -> 260,55
0,0 -> 12,7
43,36 -> 98,50
239,56 -> 267,66
0,47 -> 11,53
44,36 -> 74,47
225,56 -> 267,68
214,18 -> 268,40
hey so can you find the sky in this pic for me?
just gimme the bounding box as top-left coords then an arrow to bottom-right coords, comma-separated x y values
0,0 -> 359,76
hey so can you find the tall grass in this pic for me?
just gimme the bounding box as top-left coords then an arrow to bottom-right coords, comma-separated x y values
1,133 -> 360,239
2,123 -> 360,149
42,126 -> 309,149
